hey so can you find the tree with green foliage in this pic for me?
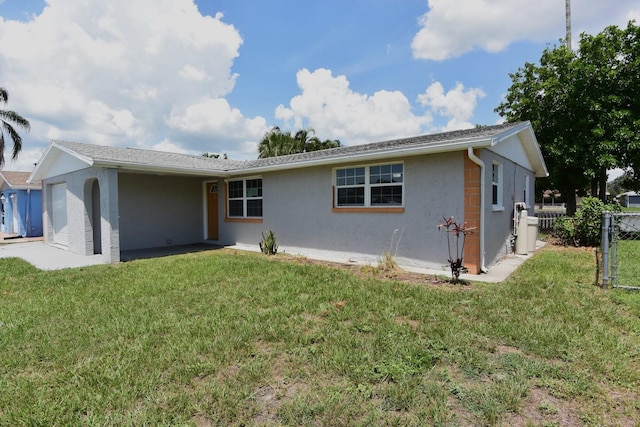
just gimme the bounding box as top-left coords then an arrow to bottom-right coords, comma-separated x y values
552,196 -> 621,246
0,87 -> 30,168
496,22 -> 640,215
257,126 -> 340,158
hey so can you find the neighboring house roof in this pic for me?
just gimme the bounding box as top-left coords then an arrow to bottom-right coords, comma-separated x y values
0,171 -> 42,190
29,121 -> 548,182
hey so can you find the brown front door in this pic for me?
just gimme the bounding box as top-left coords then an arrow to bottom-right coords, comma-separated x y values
206,182 -> 219,240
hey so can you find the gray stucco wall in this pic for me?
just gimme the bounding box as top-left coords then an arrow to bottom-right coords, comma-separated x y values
42,166 -> 119,263
118,173 -> 204,251
480,149 -> 536,267
219,152 -> 465,270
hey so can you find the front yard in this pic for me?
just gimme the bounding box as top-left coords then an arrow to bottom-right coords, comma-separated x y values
1,245 -> 639,425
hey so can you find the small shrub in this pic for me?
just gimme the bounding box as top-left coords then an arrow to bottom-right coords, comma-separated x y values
552,216 -> 576,246
553,197 -> 622,247
574,197 -> 621,246
437,216 -> 475,283
378,251 -> 399,273
259,230 -> 278,255
377,228 -> 404,273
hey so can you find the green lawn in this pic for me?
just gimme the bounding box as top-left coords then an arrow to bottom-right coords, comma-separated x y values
615,240 -> 640,288
1,246 -> 639,426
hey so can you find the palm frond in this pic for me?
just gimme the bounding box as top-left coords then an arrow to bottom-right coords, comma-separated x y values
3,121 -> 23,160
0,110 -> 30,131
0,131 -> 5,167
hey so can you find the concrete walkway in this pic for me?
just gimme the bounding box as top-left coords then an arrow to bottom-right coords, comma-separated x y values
0,241 -> 106,270
229,242 -> 543,283
0,236 -> 539,280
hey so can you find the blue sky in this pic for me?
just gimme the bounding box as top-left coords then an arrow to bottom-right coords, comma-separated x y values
1,0 -> 639,170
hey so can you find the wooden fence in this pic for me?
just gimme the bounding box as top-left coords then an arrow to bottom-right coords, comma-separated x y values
535,211 -> 566,232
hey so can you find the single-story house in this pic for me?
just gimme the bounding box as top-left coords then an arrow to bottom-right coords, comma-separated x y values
619,191 -> 640,208
0,171 -> 43,237
28,121 -> 547,274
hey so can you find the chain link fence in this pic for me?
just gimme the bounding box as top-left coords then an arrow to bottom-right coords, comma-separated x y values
601,212 -> 640,290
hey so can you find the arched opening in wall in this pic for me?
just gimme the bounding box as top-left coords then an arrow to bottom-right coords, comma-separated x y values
84,178 -> 102,255
91,180 -> 102,254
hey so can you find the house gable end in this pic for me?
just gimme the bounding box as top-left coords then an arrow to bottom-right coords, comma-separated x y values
489,134 -> 535,171
31,146 -> 93,182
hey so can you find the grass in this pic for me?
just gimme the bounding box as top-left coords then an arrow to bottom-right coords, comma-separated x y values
615,240 -> 640,288
1,246 -> 639,425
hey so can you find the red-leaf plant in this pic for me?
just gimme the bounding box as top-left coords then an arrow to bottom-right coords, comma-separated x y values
437,217 -> 476,282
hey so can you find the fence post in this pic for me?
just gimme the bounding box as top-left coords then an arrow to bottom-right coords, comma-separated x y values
601,212 -> 610,289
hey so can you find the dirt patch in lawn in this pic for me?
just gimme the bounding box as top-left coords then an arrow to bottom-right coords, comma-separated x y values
271,253 -> 461,287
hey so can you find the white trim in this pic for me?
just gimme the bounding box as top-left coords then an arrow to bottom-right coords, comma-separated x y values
333,161 -> 404,208
225,176 -> 263,219
491,162 -> 504,210
94,160 -> 230,178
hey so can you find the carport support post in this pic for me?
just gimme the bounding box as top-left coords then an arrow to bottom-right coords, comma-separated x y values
601,212 -> 610,289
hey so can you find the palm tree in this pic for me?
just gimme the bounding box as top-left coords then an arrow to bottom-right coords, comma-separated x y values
258,126 -> 341,158
0,87 -> 30,168
258,126 -> 294,158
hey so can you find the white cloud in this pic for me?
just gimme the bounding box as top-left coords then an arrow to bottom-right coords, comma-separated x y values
0,0 -> 265,161
151,139 -> 190,155
166,97 -> 266,157
417,82 -> 486,131
276,68 -> 432,145
276,68 -> 485,144
627,9 -> 640,22
2,147 -> 44,172
412,0 -> 640,60
179,64 -> 209,81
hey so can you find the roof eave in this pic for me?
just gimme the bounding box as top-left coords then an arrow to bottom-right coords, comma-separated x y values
4,184 -> 41,190
93,160 -> 232,177
231,137 -> 495,175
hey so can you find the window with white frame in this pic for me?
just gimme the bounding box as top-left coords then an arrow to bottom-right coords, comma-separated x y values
227,178 -> 262,218
335,163 -> 403,207
491,162 -> 503,209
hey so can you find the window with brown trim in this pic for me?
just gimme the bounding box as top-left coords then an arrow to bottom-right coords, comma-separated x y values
227,178 -> 262,218
334,163 -> 403,209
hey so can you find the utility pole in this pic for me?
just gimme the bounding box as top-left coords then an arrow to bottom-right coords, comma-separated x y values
565,0 -> 572,49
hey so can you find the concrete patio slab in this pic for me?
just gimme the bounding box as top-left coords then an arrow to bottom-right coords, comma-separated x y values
0,241 -> 105,270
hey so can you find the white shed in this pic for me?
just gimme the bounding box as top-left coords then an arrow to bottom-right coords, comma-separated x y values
620,192 -> 640,208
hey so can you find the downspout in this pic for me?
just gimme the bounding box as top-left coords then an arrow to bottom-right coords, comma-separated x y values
467,147 -> 488,273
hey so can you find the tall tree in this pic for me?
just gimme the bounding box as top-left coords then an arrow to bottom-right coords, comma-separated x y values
496,21 -> 640,215
0,87 -> 30,168
565,0 -> 572,50
258,126 -> 340,158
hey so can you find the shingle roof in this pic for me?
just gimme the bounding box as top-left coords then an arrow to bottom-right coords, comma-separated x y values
54,140 -> 247,172
0,171 -> 41,189
31,121 -> 545,181
246,122 -> 526,168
